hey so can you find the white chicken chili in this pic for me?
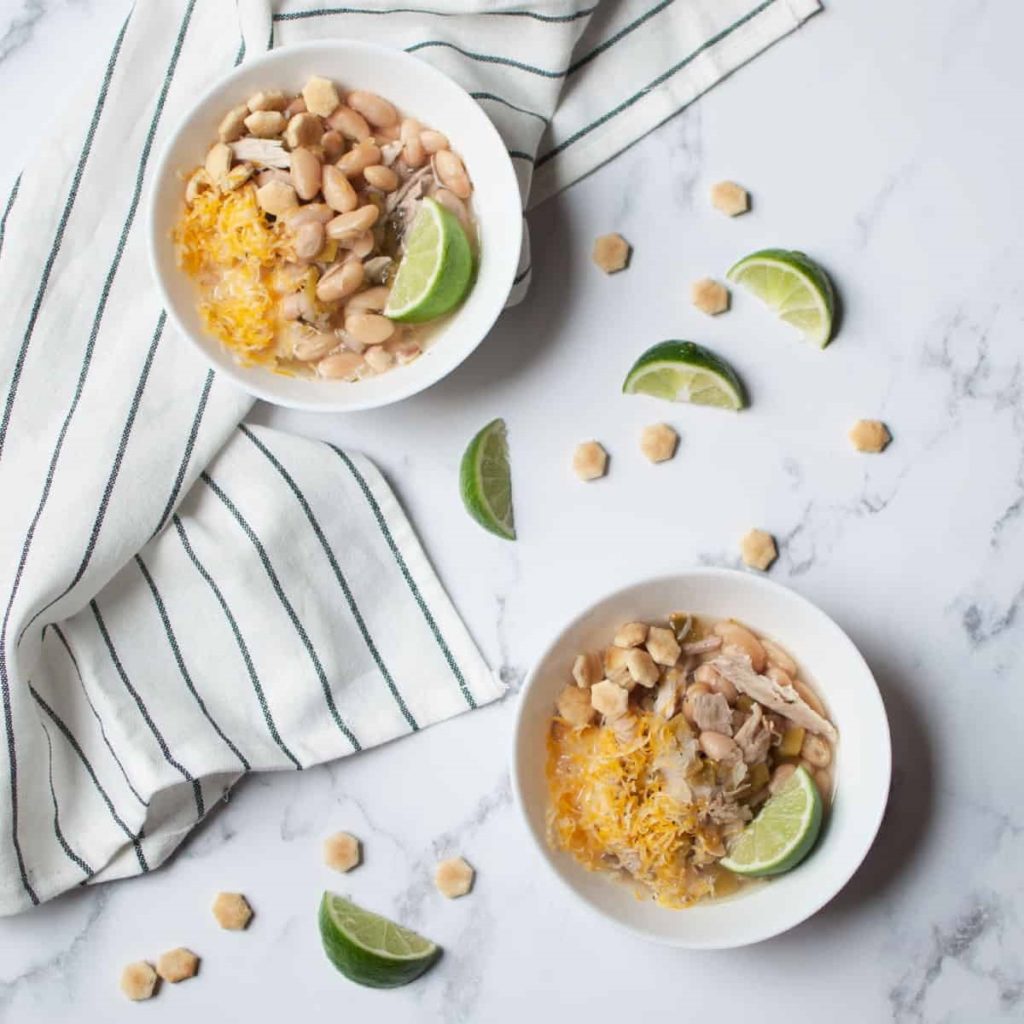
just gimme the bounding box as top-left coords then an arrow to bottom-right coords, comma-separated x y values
546,614 -> 837,908
173,76 -> 476,380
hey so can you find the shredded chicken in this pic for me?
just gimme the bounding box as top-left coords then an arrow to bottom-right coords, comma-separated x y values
711,653 -> 838,742
385,164 -> 433,216
683,636 -> 722,655
733,703 -> 772,764
654,738 -> 699,805
653,670 -> 682,719
229,138 -> 291,168
704,791 -> 752,826
691,691 -> 733,735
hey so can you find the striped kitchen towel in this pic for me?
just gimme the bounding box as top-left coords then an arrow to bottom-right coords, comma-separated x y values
0,0 -> 819,914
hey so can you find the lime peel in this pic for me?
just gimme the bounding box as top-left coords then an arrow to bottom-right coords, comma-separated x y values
318,892 -> 441,989
726,248 -> 836,348
459,418 -> 515,540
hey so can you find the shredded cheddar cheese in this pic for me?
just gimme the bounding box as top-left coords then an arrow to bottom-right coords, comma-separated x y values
546,712 -> 739,908
173,182 -> 291,368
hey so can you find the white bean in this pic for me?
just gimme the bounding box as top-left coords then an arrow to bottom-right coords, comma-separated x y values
321,130 -> 345,163
434,149 -> 471,199
289,147 -> 322,201
347,90 -> 398,129
699,731 -> 740,761
420,129 -> 449,154
284,203 -> 333,228
326,205 -> 380,240
363,164 -> 399,192
327,105 -> 371,142
293,221 -> 324,261
316,260 -> 364,302
344,231 -> 375,258
364,346 -> 395,373
345,313 -> 394,346
322,165 -> 358,213
256,180 -> 297,217
318,350 -> 365,380
400,119 -> 426,169
713,621 -> 766,673
345,286 -> 389,313
762,638 -> 797,676
800,733 -> 832,768
292,328 -> 336,360
337,140 -> 382,178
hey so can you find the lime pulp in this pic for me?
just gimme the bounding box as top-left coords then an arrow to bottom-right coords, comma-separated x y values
719,766 -> 823,877
726,248 -> 836,347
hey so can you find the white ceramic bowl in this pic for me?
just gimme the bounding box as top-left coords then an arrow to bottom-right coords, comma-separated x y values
512,569 -> 891,949
148,41 -> 522,412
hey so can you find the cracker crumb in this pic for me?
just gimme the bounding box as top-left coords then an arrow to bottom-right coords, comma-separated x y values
571,652 -> 603,688
120,961 -> 158,1001
613,622 -> 649,649
435,856 -> 475,898
691,277 -> 730,315
557,684 -> 597,727
323,831 -> 361,873
302,76 -> 341,117
591,679 -> 629,719
710,180 -> 750,216
640,423 -> 679,463
156,948 -> 199,984
591,233 -> 631,274
212,891 -> 253,930
573,441 -> 608,481
740,529 -> 778,571
646,625 -> 681,667
624,648 -> 659,688
848,419 -> 891,453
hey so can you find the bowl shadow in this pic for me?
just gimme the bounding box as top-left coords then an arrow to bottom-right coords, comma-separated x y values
773,644 -> 936,948
419,189 -> 578,403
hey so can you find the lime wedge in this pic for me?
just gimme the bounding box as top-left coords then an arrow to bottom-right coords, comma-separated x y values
384,197 -> 473,323
460,418 -> 515,540
318,892 -> 441,988
719,766 -> 823,876
622,340 -> 747,410
726,248 -> 836,348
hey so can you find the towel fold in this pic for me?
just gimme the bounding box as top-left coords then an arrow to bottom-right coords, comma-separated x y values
0,0 -> 819,915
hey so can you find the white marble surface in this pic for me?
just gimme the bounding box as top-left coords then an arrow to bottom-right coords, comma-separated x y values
2,0 -> 1023,1021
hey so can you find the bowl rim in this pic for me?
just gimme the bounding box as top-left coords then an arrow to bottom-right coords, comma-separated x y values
146,39 -> 523,413
509,567 -> 892,949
